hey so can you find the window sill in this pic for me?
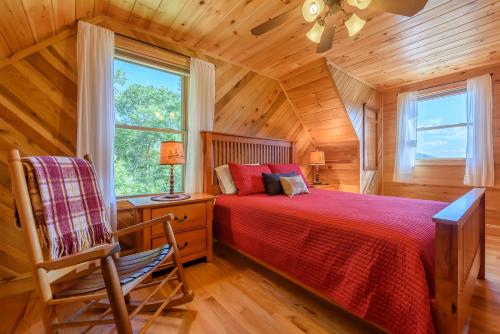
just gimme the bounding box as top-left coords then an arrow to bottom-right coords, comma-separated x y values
117,192 -> 186,210
117,193 -> 163,210
416,159 -> 465,166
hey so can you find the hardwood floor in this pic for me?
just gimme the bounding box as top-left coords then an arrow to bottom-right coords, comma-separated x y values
5,237 -> 500,333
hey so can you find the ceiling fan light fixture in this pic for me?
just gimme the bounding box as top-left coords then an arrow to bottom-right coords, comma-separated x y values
302,0 -> 325,22
346,0 -> 372,10
344,13 -> 366,37
306,20 -> 325,44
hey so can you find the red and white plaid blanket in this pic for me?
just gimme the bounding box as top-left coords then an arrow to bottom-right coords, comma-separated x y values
23,156 -> 112,259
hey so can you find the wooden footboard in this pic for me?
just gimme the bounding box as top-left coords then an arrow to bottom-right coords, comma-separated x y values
433,188 -> 486,334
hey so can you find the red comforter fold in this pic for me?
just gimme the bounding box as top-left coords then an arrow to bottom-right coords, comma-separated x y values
213,189 -> 447,334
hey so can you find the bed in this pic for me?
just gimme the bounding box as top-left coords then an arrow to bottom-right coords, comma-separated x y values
201,131 -> 486,334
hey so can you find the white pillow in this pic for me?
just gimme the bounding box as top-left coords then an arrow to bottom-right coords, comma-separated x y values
215,165 -> 237,194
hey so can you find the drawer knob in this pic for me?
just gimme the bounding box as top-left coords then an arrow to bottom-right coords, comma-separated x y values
174,214 -> 188,223
178,241 -> 188,250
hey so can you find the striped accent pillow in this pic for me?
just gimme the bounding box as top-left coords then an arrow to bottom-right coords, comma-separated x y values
280,175 -> 310,197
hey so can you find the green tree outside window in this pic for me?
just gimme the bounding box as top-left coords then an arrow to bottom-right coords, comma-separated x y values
113,59 -> 185,197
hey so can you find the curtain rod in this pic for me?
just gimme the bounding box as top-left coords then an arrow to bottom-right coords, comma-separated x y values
113,32 -> 217,67
78,18 -> 215,66
397,72 -> 493,95
115,33 -> 192,61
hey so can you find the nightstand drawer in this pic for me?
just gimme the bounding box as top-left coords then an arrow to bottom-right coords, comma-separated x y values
151,228 -> 207,259
128,193 -> 214,265
151,202 -> 207,236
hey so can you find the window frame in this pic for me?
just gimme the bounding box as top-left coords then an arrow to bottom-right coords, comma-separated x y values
415,83 -> 467,165
113,51 -> 189,199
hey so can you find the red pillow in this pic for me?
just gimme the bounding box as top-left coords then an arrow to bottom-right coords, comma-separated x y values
228,163 -> 272,195
267,163 -> 310,188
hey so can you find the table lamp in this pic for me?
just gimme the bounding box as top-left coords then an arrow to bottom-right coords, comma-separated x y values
153,141 -> 190,201
309,150 -> 325,185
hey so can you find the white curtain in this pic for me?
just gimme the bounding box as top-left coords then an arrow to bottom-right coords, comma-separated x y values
393,91 -> 418,183
76,22 -> 117,229
464,74 -> 494,187
185,58 -> 215,193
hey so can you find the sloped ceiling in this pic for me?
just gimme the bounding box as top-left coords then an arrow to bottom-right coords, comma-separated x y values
280,58 -> 356,147
328,63 -> 382,195
213,58 -> 314,169
0,0 -> 499,89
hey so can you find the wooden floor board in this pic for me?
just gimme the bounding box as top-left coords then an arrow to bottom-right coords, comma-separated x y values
3,238 -> 500,333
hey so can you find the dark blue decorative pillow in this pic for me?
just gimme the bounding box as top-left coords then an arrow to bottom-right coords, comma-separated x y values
262,172 -> 297,195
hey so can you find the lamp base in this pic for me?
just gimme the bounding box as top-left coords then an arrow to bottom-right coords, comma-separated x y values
151,194 -> 191,202
312,165 -> 321,184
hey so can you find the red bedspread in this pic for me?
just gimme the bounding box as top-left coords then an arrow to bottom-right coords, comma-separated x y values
213,189 -> 447,334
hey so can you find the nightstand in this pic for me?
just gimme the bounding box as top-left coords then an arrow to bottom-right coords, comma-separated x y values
127,193 -> 215,264
310,183 -> 339,191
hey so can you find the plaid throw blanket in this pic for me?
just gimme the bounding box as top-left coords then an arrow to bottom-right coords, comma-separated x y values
23,156 -> 112,259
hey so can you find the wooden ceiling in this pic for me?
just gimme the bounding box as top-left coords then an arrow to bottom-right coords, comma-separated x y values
0,0 -> 499,89
281,58 -> 357,146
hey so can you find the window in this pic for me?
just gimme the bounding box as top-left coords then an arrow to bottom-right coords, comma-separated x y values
416,87 -> 467,160
113,57 -> 187,197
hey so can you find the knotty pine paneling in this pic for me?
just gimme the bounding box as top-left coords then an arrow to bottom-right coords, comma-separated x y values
0,35 -> 77,284
328,64 -> 382,194
0,32 -> 314,293
280,62 -> 368,193
281,58 -> 357,147
317,141 -> 360,193
383,63 -> 500,236
214,59 -> 314,172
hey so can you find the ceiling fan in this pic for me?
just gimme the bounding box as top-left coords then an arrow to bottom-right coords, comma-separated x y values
250,0 -> 428,53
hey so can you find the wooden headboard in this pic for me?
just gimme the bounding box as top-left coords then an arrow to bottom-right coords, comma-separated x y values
201,131 -> 296,195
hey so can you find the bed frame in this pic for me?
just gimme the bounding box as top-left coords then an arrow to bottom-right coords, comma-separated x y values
201,131 -> 486,334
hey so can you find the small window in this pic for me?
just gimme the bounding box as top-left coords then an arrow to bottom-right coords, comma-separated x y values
416,88 -> 467,160
113,57 -> 187,197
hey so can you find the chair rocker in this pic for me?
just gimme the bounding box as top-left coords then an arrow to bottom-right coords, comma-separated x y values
8,149 -> 194,334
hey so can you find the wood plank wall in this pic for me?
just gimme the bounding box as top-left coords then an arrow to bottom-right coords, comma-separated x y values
0,36 -> 78,285
382,63 -> 500,236
280,58 -> 360,191
319,141 -> 360,193
213,59 -> 314,171
280,58 -> 357,146
328,64 -> 382,194
0,31 -> 313,294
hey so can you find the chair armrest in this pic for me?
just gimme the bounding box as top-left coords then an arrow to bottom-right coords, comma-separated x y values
112,213 -> 174,238
37,243 -> 120,271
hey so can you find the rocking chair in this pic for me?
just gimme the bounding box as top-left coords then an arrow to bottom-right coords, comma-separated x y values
7,149 -> 194,333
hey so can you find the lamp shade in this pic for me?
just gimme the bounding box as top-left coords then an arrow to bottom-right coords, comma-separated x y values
160,141 -> 185,165
347,0 -> 371,9
344,13 -> 366,37
309,151 -> 325,165
302,0 -> 325,22
306,20 -> 325,44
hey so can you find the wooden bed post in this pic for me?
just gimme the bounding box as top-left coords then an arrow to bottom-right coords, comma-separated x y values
290,141 -> 296,163
433,188 -> 486,334
202,131 -> 213,195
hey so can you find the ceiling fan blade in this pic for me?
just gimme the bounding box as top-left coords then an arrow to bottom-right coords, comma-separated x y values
251,7 -> 301,36
368,0 -> 428,16
316,23 -> 336,53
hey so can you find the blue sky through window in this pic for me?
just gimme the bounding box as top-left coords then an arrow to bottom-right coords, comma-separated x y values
114,58 -> 181,93
416,92 -> 467,159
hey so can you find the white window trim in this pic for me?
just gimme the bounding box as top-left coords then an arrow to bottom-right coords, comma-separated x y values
415,158 -> 465,166
113,54 -> 188,199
